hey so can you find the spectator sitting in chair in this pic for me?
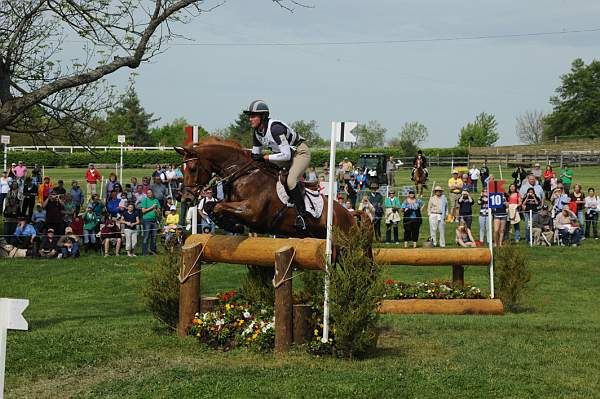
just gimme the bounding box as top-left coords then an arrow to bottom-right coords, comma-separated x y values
57,226 -> 80,259
39,228 -> 58,258
31,203 -> 46,233
13,217 -> 37,250
163,205 -> 180,238
554,207 -> 581,246
100,218 -> 122,257
532,205 -> 554,246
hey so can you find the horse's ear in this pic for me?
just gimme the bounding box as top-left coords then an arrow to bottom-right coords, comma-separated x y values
174,146 -> 187,156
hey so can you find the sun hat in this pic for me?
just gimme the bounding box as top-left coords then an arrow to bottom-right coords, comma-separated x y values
451,169 -> 458,174
433,185 -> 444,192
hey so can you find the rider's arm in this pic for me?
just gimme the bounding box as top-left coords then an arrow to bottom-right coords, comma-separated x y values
251,131 -> 262,156
267,124 -> 292,162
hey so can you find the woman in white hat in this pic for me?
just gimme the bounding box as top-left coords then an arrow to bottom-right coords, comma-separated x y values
428,186 -> 448,247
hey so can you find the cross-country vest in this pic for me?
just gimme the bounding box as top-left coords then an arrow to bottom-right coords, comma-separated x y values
254,119 -> 304,153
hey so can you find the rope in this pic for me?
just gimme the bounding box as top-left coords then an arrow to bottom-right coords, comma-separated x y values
272,247 -> 297,289
177,235 -> 213,283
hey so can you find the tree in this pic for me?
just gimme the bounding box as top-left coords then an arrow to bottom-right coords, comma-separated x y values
398,121 -> 428,148
225,111 -> 253,147
458,112 -> 500,147
150,118 -> 208,146
290,120 -> 327,147
354,120 -> 386,148
0,0 -> 302,139
102,83 -> 158,146
544,58 -> 600,140
516,111 -> 546,144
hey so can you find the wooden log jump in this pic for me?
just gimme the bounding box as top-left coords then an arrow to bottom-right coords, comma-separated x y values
178,234 -> 497,345
184,234 -> 491,270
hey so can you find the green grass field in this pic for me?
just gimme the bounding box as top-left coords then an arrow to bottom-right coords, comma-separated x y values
1,165 -> 599,398
1,247 -> 599,398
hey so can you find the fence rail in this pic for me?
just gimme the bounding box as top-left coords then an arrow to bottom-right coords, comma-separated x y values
7,146 -> 600,168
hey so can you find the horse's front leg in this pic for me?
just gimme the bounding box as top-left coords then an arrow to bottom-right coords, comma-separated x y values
205,200 -> 258,232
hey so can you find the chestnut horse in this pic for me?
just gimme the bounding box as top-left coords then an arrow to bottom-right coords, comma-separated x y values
413,158 -> 427,197
175,137 -> 359,238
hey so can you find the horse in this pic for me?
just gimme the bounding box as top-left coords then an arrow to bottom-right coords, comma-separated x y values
175,137 -> 361,239
413,158 -> 427,197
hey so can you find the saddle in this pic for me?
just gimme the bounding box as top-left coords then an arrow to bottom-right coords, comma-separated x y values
277,172 -> 324,219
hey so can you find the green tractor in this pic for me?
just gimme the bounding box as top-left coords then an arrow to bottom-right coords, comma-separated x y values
357,153 -> 389,187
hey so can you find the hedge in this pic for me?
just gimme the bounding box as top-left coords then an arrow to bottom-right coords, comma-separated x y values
7,147 -> 468,168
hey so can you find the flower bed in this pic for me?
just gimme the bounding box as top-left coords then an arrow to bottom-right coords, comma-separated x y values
384,280 -> 487,300
189,291 -> 275,352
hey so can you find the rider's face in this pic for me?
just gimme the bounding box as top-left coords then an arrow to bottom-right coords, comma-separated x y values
249,114 -> 262,129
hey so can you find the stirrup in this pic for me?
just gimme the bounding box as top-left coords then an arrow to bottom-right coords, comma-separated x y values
294,214 -> 307,230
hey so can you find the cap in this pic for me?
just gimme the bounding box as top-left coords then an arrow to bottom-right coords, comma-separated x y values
408,189 -> 415,195
65,227 -> 73,233
434,185 -> 444,192
47,228 -> 55,233
170,205 -> 177,211
389,189 -> 395,194
452,169 -> 458,174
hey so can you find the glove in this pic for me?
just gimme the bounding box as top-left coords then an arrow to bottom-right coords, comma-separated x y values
252,153 -> 264,162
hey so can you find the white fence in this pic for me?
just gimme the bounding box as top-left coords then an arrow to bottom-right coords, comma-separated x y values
7,145 -> 174,153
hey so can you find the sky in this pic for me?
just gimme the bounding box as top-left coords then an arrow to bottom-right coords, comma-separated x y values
106,0 -> 600,147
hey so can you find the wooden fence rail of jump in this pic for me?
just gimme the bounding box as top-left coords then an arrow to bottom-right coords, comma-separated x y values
177,234 -> 501,352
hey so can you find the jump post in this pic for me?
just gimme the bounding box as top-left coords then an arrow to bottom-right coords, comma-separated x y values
177,234 -> 501,348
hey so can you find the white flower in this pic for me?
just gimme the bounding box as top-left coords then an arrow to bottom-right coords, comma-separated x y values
215,319 -> 224,327
260,309 -> 267,314
243,311 -> 251,319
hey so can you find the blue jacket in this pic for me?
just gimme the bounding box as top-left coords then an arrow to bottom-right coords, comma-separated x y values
15,224 -> 36,237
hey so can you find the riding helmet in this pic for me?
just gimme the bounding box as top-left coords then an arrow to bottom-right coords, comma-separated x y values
243,100 -> 270,115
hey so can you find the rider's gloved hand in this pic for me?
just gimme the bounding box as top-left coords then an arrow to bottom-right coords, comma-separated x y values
251,153 -> 264,162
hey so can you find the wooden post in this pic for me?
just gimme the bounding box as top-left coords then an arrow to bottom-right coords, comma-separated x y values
274,245 -> 295,353
452,265 -> 464,287
177,242 -> 203,337
293,304 -> 312,345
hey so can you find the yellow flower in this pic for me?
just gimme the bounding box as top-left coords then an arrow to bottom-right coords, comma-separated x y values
225,304 -> 231,311
314,329 -> 319,336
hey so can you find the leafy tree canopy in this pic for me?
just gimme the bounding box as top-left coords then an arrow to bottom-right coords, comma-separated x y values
458,112 -> 500,147
544,58 -> 600,140
354,120 -> 386,148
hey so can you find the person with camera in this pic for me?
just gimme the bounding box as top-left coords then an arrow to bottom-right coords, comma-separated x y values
458,189 -> 474,228
521,187 -> 541,244
584,187 -> 599,239
44,191 -> 65,236
384,189 -> 402,244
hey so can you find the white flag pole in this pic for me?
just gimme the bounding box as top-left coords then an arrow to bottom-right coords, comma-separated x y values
322,122 -> 338,343
191,125 -> 199,235
487,177 -> 495,299
0,298 -> 29,399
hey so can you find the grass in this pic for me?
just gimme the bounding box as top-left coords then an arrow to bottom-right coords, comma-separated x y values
2,245 -> 599,398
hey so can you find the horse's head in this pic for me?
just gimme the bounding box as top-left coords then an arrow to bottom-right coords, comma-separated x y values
175,145 -> 213,203
416,158 -> 422,168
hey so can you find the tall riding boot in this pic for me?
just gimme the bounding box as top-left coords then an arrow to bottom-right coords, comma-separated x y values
289,185 -> 308,230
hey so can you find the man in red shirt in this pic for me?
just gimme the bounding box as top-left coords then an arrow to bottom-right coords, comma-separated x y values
85,163 -> 102,200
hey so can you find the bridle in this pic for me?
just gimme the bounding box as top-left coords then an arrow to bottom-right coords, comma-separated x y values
181,155 -> 256,200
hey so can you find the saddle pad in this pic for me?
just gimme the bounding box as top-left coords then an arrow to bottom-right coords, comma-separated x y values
276,181 -> 324,219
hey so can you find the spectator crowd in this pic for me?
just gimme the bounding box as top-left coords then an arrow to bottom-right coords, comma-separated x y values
1,158 -> 596,260
0,162 -> 214,258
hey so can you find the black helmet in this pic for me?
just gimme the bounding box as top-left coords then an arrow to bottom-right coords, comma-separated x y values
243,100 -> 269,115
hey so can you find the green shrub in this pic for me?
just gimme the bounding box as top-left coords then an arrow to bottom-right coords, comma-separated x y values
240,266 -> 275,305
494,244 -> 532,311
299,270 -> 324,305
140,252 -> 181,330
329,226 -> 384,359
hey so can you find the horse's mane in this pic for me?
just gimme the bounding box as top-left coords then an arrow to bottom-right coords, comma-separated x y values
191,136 -> 250,159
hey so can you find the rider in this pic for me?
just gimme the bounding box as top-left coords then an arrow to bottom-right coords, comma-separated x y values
411,150 -> 429,181
244,100 -> 311,230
